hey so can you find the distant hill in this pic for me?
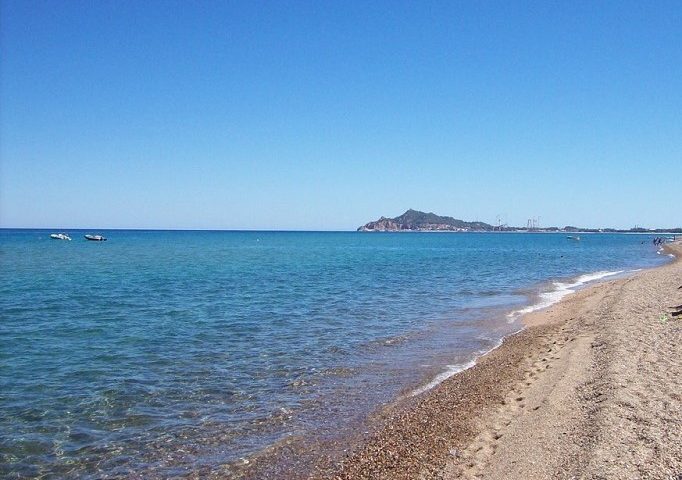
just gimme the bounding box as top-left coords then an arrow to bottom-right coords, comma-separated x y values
357,210 -> 682,233
357,209 -> 494,232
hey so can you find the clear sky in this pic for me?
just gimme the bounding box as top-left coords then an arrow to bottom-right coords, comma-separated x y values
1,0 -> 680,230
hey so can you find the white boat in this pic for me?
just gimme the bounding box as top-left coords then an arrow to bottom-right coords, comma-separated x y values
566,235 -> 581,241
84,234 -> 107,241
50,233 -> 71,241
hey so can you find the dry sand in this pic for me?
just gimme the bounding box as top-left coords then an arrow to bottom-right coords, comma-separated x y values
313,242 -> 682,480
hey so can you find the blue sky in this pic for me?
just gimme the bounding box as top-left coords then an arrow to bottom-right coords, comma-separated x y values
1,0 -> 680,230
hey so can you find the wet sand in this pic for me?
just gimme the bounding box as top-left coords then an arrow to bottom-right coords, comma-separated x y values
306,241 -> 682,479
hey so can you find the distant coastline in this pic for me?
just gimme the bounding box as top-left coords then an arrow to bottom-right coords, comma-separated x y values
357,209 -> 682,234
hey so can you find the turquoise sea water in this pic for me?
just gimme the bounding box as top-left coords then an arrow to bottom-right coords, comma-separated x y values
0,230 -> 668,478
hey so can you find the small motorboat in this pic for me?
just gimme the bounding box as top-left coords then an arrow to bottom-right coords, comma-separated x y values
84,234 -> 107,241
50,233 -> 71,241
566,235 -> 581,241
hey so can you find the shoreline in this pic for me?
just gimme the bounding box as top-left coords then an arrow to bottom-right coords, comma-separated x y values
235,242 -> 678,479
406,266 -> 646,399
299,241 -> 682,479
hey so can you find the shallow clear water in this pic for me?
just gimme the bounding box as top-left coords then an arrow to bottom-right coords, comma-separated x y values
0,230 -> 667,477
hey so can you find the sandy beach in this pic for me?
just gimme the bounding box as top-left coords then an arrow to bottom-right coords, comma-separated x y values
305,241 -> 682,479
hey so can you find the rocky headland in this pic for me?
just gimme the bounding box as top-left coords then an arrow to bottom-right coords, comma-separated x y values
357,209 -> 493,232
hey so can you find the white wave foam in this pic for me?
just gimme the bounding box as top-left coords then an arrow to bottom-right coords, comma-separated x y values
506,270 -> 624,321
409,338 -> 504,397
409,360 -> 477,397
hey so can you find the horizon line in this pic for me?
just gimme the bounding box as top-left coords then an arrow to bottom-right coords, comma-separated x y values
1,227 -> 680,233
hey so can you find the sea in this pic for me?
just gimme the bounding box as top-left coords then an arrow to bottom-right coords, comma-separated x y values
0,230 -> 670,478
